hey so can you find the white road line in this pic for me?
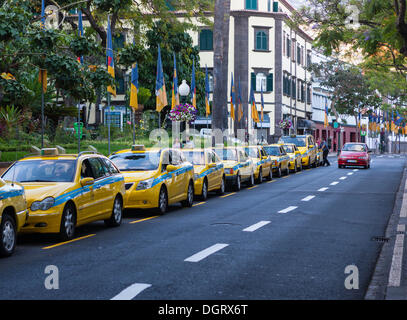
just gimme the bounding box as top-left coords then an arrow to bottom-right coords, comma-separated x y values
278,206 -> 298,213
397,225 -> 405,233
347,172 -> 353,176
243,221 -> 271,232
388,227 -> 405,287
111,283 -> 151,300
353,169 -> 359,172
339,177 -> 347,180
330,182 -> 339,186
185,243 -> 229,263
301,195 -> 315,202
318,187 -> 329,192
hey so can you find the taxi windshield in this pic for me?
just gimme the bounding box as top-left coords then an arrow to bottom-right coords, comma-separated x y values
2,160 -> 76,183
213,149 -> 238,161
182,151 -> 205,165
342,144 -> 367,152
263,147 -> 280,156
109,152 -> 160,171
279,137 -> 306,147
244,148 -> 259,158
283,146 -> 294,153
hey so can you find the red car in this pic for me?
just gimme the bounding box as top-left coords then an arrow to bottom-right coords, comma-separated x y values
338,143 -> 371,169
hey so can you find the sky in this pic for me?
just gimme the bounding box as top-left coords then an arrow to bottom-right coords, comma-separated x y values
288,0 -> 307,9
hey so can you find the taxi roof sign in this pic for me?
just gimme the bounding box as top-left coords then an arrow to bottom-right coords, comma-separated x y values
41,148 -> 59,156
131,145 -> 145,151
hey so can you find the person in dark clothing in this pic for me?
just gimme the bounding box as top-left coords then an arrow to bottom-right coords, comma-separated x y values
320,139 -> 330,166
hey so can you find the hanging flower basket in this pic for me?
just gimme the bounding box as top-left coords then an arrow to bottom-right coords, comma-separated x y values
279,119 -> 293,130
168,103 -> 197,123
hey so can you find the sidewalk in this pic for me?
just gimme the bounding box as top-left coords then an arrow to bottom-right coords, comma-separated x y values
365,159 -> 407,299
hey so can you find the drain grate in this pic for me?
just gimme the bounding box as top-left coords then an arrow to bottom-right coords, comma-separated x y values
371,236 -> 390,243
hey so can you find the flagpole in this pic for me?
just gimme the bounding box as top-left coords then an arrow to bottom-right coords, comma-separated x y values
132,108 -> 136,145
41,73 -> 45,149
108,92 -> 111,155
77,103 -> 81,153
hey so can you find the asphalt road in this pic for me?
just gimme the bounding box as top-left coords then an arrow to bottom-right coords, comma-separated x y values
0,155 -> 405,300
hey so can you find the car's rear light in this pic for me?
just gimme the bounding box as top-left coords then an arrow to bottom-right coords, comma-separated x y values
125,183 -> 134,190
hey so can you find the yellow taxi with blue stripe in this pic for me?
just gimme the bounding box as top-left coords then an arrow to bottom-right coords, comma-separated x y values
109,146 -> 195,214
278,135 -> 317,168
244,145 -> 272,183
0,178 -> 28,257
181,149 -> 225,200
1,148 -> 125,241
280,143 -> 303,172
262,144 -> 290,178
212,147 -> 255,191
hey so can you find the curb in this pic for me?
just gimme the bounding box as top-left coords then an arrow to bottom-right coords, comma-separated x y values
364,159 -> 407,299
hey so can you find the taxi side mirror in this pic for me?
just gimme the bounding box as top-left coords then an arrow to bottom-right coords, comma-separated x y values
208,163 -> 216,168
80,177 -> 95,187
262,156 -> 268,160
166,165 -> 178,172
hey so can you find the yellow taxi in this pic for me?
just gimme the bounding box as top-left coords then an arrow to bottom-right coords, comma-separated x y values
181,149 -> 225,200
278,135 -> 317,168
262,145 -> 290,178
109,146 -> 195,214
1,148 -> 125,241
212,147 -> 255,191
244,145 -> 272,183
0,178 -> 28,257
280,143 -> 303,172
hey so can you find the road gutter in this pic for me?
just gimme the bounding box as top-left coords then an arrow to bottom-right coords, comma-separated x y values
365,159 -> 407,300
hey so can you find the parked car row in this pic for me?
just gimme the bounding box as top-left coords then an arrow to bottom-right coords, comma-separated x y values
0,134 -> 328,257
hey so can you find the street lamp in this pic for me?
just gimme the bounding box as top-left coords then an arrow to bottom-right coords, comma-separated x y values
179,80 -> 190,101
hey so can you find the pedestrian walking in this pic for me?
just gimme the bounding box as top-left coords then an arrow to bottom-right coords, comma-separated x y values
320,139 -> 330,166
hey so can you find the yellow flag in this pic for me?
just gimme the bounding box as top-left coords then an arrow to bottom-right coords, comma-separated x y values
38,69 -> 47,93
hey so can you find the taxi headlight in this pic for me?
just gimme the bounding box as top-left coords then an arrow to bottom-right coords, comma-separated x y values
31,197 -> 55,211
136,178 -> 154,190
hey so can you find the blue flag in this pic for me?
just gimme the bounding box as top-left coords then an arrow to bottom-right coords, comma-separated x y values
156,46 -> 167,112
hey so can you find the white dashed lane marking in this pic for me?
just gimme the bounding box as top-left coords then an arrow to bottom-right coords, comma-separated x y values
278,206 -> 298,214
243,221 -> 271,232
301,195 -> 315,202
318,187 -> 329,192
330,182 -> 339,186
111,283 -> 152,300
185,244 -> 229,263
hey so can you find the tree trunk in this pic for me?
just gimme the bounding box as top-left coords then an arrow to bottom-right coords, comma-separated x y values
213,0 -> 230,135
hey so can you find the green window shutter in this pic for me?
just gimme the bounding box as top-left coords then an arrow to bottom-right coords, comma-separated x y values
273,1 -> 279,12
287,39 -> 291,57
267,74 -> 273,92
246,0 -> 257,10
251,73 -> 256,91
200,29 -> 213,51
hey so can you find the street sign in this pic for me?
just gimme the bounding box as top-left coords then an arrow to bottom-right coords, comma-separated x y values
333,122 -> 339,129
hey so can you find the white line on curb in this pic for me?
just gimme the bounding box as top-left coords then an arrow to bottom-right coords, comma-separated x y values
278,206 -> 298,213
353,169 -> 359,172
318,187 -> 329,192
185,244 -> 229,263
243,221 -> 271,232
388,227 -> 405,287
301,195 -> 315,202
111,283 -> 152,300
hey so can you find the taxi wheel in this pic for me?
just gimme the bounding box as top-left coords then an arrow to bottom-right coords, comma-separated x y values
182,181 -> 194,208
0,213 -> 16,257
256,168 -> 263,184
60,202 -> 76,241
276,167 -> 282,178
105,196 -> 123,227
217,176 -> 226,195
266,169 -> 272,181
157,187 -> 168,215
201,179 -> 208,201
247,172 -> 255,187
234,174 -> 241,191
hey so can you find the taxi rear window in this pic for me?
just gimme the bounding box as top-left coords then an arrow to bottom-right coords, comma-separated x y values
263,147 -> 280,156
279,137 -> 306,147
109,152 -> 160,171
213,149 -> 238,161
182,151 -> 205,165
2,160 -> 76,183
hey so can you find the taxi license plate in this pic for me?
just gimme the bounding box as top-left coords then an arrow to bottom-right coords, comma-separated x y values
347,160 -> 357,163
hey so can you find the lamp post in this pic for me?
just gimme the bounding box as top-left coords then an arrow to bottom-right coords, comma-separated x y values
178,80 -> 190,136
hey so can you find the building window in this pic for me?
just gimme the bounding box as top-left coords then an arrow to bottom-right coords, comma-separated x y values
199,29 -> 213,51
255,30 -> 268,51
307,51 -> 312,68
268,0 -> 271,11
273,1 -> 279,12
291,78 -> 296,99
246,0 -> 258,10
251,72 -> 274,92
287,38 -> 291,58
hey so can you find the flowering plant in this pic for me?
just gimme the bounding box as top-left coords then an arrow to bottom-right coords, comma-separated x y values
279,119 -> 292,129
168,103 -> 197,123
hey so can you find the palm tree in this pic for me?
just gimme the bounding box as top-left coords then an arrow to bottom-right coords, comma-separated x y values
213,0 -> 230,135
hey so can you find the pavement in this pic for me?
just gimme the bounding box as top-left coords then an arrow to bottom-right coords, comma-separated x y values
0,154 -> 406,300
